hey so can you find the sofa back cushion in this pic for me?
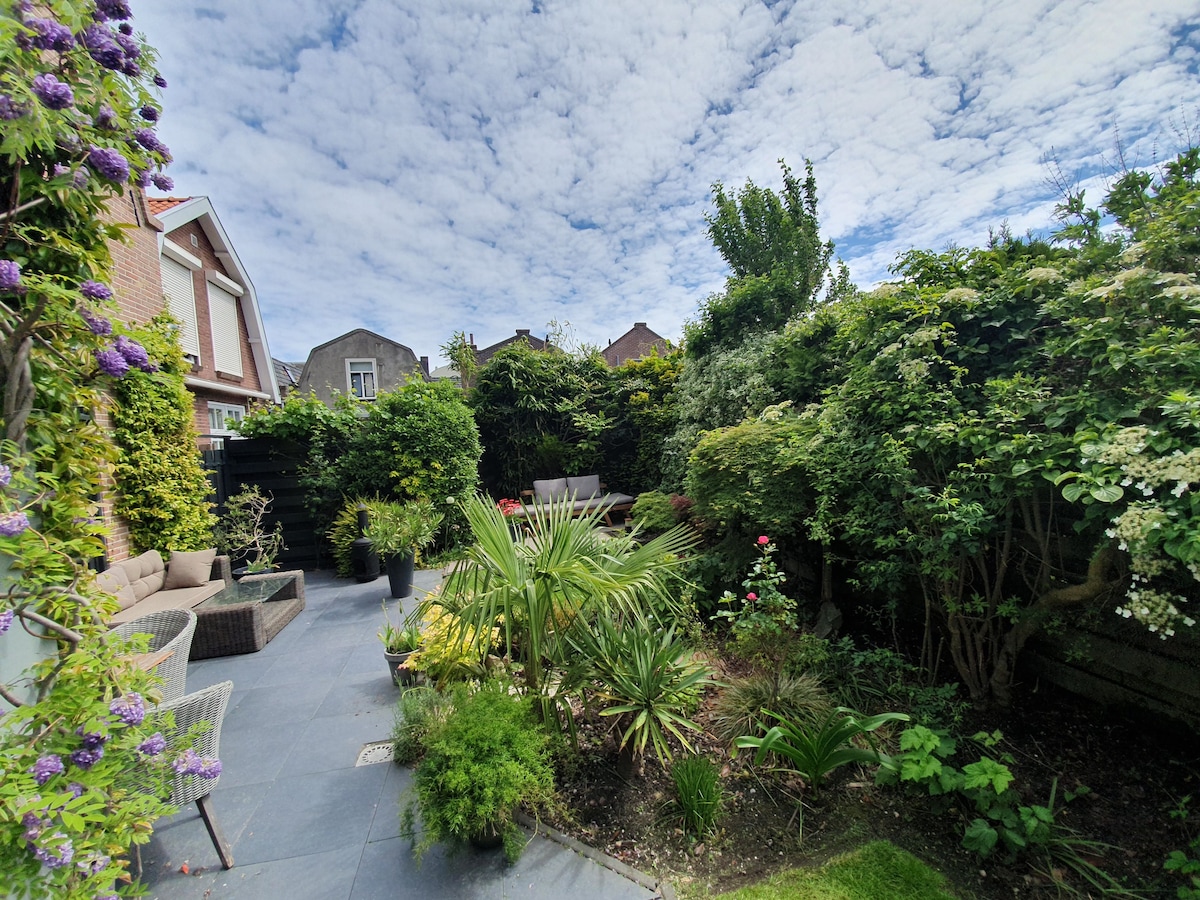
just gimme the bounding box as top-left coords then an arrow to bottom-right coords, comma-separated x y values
95,565 -> 137,610
124,549 -> 165,601
566,474 -> 602,499
532,478 -> 568,502
164,548 -> 217,589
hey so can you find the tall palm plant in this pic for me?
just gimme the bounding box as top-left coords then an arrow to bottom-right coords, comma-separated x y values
426,493 -> 699,727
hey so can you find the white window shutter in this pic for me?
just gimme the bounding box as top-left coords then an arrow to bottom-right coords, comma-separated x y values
208,282 -> 242,376
160,257 -> 200,356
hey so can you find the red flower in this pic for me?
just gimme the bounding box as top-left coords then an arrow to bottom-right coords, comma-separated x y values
746,592 -> 757,601
496,498 -> 521,517
757,535 -> 769,545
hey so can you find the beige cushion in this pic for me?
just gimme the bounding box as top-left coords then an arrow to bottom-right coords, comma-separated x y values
532,478 -> 568,502
567,474 -> 602,499
126,549 -> 165,601
95,566 -> 137,610
164,548 -> 217,589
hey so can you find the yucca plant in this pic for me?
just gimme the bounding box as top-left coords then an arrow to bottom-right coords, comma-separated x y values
734,706 -> 910,795
425,493 -> 699,733
572,614 -> 714,776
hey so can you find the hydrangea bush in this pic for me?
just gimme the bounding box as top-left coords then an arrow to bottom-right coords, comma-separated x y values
0,2 -> 215,896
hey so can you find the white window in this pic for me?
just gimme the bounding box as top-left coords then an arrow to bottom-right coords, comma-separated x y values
207,280 -> 243,376
207,403 -> 245,448
160,255 -> 200,358
347,359 -> 377,400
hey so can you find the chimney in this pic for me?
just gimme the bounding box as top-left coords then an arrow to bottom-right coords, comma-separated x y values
419,355 -> 429,377
469,332 -> 475,348
635,322 -> 646,328
516,329 -> 530,336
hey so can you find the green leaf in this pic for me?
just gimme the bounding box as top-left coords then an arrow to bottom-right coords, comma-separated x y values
1061,483 -> 1087,503
962,818 -> 999,857
1090,483 -> 1124,503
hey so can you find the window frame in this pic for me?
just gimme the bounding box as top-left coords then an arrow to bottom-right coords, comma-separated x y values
346,358 -> 378,400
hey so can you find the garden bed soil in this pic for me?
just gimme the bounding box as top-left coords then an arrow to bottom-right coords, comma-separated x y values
543,680 -> 1199,898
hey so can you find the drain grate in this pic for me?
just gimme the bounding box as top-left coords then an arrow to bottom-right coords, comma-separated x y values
356,740 -> 394,766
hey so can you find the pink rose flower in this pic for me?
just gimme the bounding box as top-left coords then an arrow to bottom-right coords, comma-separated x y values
746,592 -> 757,601
757,535 -> 769,545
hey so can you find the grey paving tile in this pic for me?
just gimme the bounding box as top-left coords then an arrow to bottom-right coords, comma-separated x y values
317,669 -> 400,718
216,719 -> 306,788
222,678 -> 331,732
366,761 -> 412,843
503,833 -> 659,899
138,781 -> 270,885
232,764 -> 389,866
276,709 -> 393,777
257,648 -> 347,687
184,654 -> 274,693
148,844 -> 362,900
350,834 -> 508,900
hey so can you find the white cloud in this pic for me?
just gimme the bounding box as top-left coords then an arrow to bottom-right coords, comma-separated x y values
132,0 -> 1200,362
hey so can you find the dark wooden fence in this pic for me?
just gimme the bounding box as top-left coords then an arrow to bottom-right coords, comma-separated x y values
203,437 -> 323,570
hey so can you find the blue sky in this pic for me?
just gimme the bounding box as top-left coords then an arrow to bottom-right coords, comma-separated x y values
133,0 -> 1200,364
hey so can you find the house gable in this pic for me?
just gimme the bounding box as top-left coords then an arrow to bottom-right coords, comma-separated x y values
602,322 -> 670,367
296,328 -> 427,406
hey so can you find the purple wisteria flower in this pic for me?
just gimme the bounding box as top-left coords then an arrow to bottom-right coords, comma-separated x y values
94,348 -> 128,377
29,18 -> 75,51
93,104 -> 117,130
139,104 -> 159,122
76,728 -> 106,751
114,335 -> 153,371
79,24 -> 124,70
113,31 -> 139,59
70,745 -> 103,769
21,812 -> 43,841
121,59 -> 140,78
153,74 -> 168,88
72,166 -> 90,188
77,853 -> 110,876
0,260 -> 20,291
173,748 -> 202,776
109,692 -> 145,726
30,754 -> 64,785
198,757 -> 222,779
0,464 -> 10,487
118,22 -> 132,35
0,93 -> 26,120
31,834 -> 74,869
131,166 -> 150,188
0,609 -> 13,635
80,308 -> 112,335
32,73 -> 74,110
67,782 -> 85,798
80,279 -> 113,301
151,173 -> 174,191
95,0 -> 132,20
0,510 -> 30,537
86,146 -> 129,183
137,732 -> 166,756
133,128 -> 168,156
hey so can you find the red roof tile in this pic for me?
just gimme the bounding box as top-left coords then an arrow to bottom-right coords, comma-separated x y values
146,196 -> 191,215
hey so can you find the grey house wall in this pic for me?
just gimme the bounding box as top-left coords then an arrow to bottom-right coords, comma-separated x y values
296,331 -> 424,406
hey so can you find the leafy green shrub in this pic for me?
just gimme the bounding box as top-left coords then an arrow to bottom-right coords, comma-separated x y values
338,380 -> 480,512
630,491 -> 677,534
710,671 -> 830,750
671,755 -> 723,838
403,682 -> 555,864
390,686 -> 452,765
713,534 -> 802,667
111,316 -> 216,552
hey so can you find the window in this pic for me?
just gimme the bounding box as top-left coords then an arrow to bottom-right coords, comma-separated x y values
207,279 -> 243,376
207,403 -> 245,449
160,255 -> 200,358
347,359 -> 377,400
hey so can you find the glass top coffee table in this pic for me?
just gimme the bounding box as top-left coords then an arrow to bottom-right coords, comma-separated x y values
190,571 -> 306,659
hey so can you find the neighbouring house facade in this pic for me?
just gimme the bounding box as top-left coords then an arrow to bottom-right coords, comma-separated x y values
295,328 -> 429,406
473,328 -> 549,366
602,322 -> 670,367
106,190 -> 280,445
99,188 -> 280,560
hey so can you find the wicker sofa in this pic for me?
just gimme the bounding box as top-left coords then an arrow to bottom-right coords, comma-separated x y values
99,548 -> 230,626
516,474 -> 635,526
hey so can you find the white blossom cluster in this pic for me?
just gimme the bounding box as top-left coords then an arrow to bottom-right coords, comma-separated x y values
1114,579 -> 1196,639
1024,266 -> 1064,284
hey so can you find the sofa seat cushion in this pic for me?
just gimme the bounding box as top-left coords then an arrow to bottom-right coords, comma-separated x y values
95,566 -> 137,610
120,549 -> 166,601
107,580 -> 226,625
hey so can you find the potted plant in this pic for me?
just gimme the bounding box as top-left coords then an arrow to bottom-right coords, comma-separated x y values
215,485 -> 287,578
402,681 -> 554,864
364,499 -> 443,598
379,602 -> 422,686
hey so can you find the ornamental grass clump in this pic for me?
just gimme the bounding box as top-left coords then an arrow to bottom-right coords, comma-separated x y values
402,682 -> 555,865
671,755 -> 724,838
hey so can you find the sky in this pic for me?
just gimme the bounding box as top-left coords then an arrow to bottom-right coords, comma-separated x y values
132,0 -> 1200,366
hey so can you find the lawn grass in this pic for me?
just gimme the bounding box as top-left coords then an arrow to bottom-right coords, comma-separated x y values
713,840 -> 960,899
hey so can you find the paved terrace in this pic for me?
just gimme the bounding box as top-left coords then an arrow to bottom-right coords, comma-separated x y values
139,568 -> 667,900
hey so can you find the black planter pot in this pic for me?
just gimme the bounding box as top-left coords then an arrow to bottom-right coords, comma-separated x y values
383,649 -> 416,686
385,550 -> 415,599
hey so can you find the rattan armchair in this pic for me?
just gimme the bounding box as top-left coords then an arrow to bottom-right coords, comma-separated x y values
109,608 -> 197,703
157,679 -> 235,869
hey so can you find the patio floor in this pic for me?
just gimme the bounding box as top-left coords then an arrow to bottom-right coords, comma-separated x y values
137,567 -> 666,900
